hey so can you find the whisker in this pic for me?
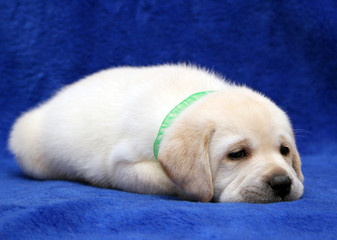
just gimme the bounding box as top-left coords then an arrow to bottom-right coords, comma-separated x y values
293,129 -> 311,138
293,129 -> 310,134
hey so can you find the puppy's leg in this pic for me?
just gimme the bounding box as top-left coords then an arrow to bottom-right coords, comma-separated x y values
112,160 -> 178,196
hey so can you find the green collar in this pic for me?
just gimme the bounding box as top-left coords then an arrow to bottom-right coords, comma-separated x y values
153,91 -> 215,159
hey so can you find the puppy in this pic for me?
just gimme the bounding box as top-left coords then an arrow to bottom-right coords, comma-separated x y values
8,64 -> 304,203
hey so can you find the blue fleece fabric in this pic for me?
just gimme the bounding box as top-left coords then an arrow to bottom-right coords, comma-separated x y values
1,1 -> 337,239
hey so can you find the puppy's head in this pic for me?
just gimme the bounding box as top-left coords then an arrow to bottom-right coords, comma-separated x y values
158,87 -> 304,203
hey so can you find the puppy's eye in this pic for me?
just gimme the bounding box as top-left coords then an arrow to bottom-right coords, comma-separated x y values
280,145 -> 290,156
228,149 -> 247,160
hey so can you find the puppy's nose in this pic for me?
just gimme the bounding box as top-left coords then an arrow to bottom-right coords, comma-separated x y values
268,175 -> 292,198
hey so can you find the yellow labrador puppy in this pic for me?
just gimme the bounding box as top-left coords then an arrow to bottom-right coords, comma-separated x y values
9,64 -> 304,203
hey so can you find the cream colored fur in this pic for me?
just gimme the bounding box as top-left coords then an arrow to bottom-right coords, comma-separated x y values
8,64 -> 304,203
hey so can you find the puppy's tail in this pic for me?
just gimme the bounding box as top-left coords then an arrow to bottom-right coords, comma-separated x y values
8,106 -> 53,179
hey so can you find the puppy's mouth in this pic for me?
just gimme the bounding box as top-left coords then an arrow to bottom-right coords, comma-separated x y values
240,186 -> 293,204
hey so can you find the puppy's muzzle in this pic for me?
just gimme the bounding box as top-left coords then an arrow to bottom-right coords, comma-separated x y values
268,174 -> 292,198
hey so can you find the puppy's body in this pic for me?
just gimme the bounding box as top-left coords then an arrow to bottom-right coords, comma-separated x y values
9,65 -> 304,203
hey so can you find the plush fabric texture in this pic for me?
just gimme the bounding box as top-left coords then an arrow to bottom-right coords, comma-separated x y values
1,0 -> 336,239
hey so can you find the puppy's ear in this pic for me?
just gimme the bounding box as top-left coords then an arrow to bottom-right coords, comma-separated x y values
158,122 -> 215,202
293,148 -> 304,182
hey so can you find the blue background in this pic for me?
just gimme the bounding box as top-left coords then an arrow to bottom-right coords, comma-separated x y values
1,1 -> 336,239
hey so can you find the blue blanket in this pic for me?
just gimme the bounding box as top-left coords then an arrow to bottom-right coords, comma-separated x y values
1,1 -> 336,239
